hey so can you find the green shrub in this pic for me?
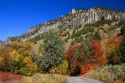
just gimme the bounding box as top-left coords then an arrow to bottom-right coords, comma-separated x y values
93,31 -> 101,40
40,31 -> 65,72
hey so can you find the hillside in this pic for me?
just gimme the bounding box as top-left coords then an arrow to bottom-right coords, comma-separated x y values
7,7 -> 125,55
9,7 -> 125,43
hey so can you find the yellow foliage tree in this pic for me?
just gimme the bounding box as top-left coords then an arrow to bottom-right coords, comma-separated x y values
6,41 -> 38,75
49,60 -> 68,75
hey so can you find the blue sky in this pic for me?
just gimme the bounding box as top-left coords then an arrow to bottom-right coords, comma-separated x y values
0,0 -> 125,40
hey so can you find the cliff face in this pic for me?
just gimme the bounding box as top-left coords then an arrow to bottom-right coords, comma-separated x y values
17,8 -> 125,41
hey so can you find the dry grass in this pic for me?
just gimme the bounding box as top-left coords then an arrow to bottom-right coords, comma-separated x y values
38,74 -> 67,83
17,74 -> 67,83
87,64 -> 125,83
0,73 -> 67,83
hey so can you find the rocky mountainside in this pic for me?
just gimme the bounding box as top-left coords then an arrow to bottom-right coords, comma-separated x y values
10,7 -> 125,42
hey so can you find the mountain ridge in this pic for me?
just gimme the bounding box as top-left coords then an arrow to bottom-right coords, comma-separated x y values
9,7 -> 125,42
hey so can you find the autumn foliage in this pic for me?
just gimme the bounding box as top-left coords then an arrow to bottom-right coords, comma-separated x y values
0,42 -> 38,75
0,72 -> 22,81
66,40 -> 106,75
90,40 -> 106,66
106,35 -> 123,49
106,35 -> 124,64
80,64 -> 95,75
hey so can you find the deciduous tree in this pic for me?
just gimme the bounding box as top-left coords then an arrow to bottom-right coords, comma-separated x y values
41,31 -> 65,72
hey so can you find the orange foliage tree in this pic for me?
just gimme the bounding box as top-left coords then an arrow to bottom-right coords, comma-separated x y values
66,40 -> 105,75
90,40 -> 106,66
80,40 -> 105,74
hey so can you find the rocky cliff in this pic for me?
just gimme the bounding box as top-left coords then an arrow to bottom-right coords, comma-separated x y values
13,7 -> 125,42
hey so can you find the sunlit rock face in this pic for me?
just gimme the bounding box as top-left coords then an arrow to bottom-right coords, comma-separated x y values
82,8 -> 121,24
17,7 -> 125,41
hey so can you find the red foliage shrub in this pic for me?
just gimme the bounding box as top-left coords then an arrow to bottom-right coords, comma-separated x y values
67,40 -> 106,75
0,72 -> 22,81
66,43 -> 81,59
66,43 -> 94,75
90,40 -> 106,66
80,64 -> 95,74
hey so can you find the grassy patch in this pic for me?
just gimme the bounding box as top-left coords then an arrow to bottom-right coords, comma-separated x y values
39,75 -> 66,83
87,64 -> 125,83
21,74 -> 67,83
